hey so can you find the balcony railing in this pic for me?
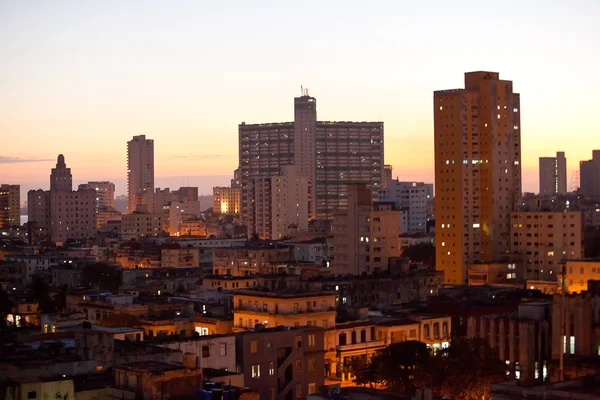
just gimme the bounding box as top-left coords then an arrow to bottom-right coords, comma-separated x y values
233,305 -> 336,315
336,340 -> 385,352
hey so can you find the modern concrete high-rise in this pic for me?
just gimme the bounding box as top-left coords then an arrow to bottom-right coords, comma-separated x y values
238,94 -> 384,224
434,71 -> 522,285
0,184 -> 20,228
378,180 -> 433,233
579,150 -> 600,199
78,181 -> 116,210
127,135 -> 154,213
539,152 -> 567,196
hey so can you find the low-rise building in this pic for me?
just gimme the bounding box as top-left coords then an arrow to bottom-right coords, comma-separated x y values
155,334 -> 236,371
237,326 -> 325,400
121,212 -> 165,240
233,289 -> 336,330
213,242 -> 293,276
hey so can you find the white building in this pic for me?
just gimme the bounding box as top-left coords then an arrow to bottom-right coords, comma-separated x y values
378,181 -> 433,233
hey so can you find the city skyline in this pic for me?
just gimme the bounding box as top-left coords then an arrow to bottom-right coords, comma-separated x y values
2,1 -> 600,201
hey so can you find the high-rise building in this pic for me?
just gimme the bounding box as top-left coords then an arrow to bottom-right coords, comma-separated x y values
127,135 -> 154,213
378,181 -> 433,233
28,155 -> 96,243
248,165 -> 308,240
434,71 -> 522,285
238,94 -> 384,224
0,184 -> 20,228
78,181 -> 116,210
580,150 -> 600,199
539,152 -> 567,196
332,183 -> 402,275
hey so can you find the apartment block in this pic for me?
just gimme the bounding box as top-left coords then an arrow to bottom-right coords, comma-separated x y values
127,135 -> 154,213
232,289 -> 336,330
510,211 -> 582,280
213,186 -> 241,215
580,150 -> 600,200
435,71 -> 522,284
78,181 -> 116,210
247,165 -> 308,240
238,326 -> 325,400
333,184 -> 402,275
121,212 -> 164,240
27,155 -> 96,243
378,180 -> 433,233
212,243 -> 292,276
0,184 -> 20,228
564,259 -> 600,293
539,152 -> 567,196
238,95 -> 384,223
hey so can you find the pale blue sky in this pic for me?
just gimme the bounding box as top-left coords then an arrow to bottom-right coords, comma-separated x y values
1,0 -> 599,198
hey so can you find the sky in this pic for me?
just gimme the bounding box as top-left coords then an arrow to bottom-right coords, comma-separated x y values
1,0 -> 600,203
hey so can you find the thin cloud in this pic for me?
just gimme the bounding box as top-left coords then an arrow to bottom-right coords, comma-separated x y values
172,154 -> 232,159
0,156 -> 53,164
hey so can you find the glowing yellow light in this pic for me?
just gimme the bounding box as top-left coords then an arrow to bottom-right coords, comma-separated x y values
221,202 -> 228,213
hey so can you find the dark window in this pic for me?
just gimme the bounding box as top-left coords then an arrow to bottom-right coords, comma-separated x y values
28,392 -> 36,399
202,345 -> 209,358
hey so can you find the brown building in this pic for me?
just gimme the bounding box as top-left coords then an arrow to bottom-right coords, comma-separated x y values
332,184 -> 402,276
212,243 -> 293,276
237,326 -> 325,400
0,184 -> 20,228
434,72 -> 522,285
114,362 -> 202,400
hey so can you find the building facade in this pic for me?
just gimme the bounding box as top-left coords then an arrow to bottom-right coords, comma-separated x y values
580,150 -> 600,200
121,212 -> 164,240
378,181 -> 433,233
247,165 -> 308,240
213,186 -> 241,215
0,184 -> 20,228
127,135 -> 154,213
78,181 -> 116,210
539,152 -> 567,196
434,71 -> 522,284
238,95 -> 384,224
510,211 -> 582,280
333,184 -> 402,276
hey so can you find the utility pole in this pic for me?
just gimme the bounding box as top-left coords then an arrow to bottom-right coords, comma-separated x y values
559,262 -> 566,381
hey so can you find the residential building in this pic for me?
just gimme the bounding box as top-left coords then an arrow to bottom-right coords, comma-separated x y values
212,242 -> 292,276
168,200 -> 201,236
0,184 -> 20,228
333,184 -> 402,275
383,164 -> 393,186
565,259 -> 600,293
539,152 -> 567,196
237,326 -> 325,399
78,181 -> 116,210
161,244 -> 199,267
580,150 -> 600,200
121,212 -> 164,240
467,261 -> 522,287
468,301 -> 552,382
155,334 -> 236,371
27,155 -> 96,243
232,289 -> 336,330
510,211 -> 582,280
96,209 -> 122,231
434,71 -> 522,285
213,186 -> 241,215
127,135 -> 154,213
248,165 -> 309,240
378,180 -> 433,233
238,94 -> 384,223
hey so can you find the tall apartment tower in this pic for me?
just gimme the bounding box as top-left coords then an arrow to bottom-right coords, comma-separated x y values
50,154 -> 72,191
434,71 -> 522,285
539,151 -> 567,196
238,94 -> 384,227
0,184 -> 20,227
78,181 -> 116,210
580,150 -> 600,200
127,135 -> 154,213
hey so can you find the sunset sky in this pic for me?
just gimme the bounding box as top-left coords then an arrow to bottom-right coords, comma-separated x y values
1,0 -> 599,202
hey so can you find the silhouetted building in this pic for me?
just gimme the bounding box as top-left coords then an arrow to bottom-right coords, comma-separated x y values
127,135 -> 154,213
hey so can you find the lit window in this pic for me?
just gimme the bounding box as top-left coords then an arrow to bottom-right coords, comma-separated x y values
269,362 -> 275,375
473,223 -> 480,228
252,364 -> 261,378
570,336 -> 575,355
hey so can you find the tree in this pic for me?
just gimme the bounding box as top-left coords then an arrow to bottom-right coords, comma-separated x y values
348,356 -> 378,388
402,243 -> 435,267
0,288 -> 15,329
371,340 -> 431,397
434,337 -> 506,400
28,275 -> 56,313
52,284 -> 68,313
